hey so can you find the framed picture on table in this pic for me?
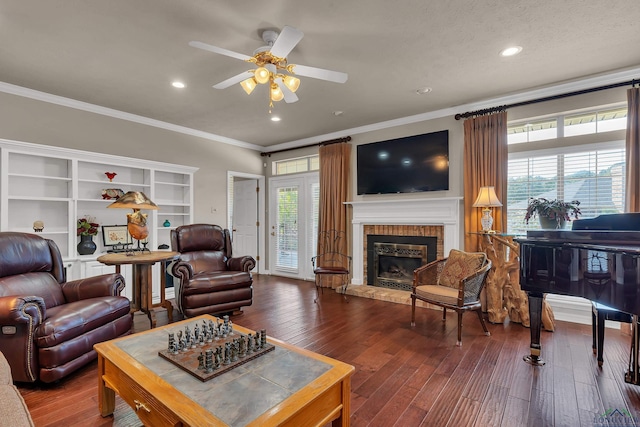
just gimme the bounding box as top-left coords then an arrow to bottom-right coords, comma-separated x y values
102,225 -> 131,246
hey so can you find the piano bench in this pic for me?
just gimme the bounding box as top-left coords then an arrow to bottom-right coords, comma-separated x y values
592,302 -> 633,368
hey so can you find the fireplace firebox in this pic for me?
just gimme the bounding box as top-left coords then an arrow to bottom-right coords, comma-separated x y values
366,235 -> 437,291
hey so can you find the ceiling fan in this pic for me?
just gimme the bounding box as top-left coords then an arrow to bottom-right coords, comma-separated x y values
189,26 -> 348,111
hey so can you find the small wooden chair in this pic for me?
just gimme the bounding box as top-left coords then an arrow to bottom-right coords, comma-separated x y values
311,230 -> 352,303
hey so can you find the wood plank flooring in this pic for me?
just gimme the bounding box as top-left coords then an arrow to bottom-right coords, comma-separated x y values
18,274 -> 640,426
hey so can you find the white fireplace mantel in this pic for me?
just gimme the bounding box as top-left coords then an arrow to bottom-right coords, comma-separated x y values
346,197 -> 463,285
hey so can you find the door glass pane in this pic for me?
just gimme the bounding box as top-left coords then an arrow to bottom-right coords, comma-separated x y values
276,186 -> 298,269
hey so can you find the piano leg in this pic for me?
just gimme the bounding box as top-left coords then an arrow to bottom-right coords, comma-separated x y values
625,314 -> 640,385
523,292 -> 546,366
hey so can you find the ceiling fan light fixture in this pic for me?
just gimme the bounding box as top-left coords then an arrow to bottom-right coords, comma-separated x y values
283,75 -> 300,93
240,78 -> 257,95
254,67 -> 271,84
270,83 -> 284,102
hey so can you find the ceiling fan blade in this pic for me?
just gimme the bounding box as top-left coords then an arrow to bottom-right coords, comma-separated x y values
289,64 -> 348,84
213,71 -> 253,89
269,26 -> 304,58
275,78 -> 299,103
189,41 -> 252,61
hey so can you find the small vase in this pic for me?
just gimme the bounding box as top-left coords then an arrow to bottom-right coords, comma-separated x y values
77,234 -> 97,255
539,216 -> 566,230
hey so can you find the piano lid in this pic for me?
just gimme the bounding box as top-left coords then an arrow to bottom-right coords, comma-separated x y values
516,229 -> 640,246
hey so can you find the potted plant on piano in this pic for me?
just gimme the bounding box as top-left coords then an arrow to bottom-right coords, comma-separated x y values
524,197 -> 581,229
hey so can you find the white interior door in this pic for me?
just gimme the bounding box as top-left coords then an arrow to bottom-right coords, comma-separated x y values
231,179 -> 259,270
269,173 -> 318,279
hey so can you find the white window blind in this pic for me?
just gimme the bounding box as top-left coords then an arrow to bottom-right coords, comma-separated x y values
507,145 -> 626,234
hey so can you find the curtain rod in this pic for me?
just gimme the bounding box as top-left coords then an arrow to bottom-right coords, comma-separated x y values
454,78 -> 639,120
260,136 -> 352,157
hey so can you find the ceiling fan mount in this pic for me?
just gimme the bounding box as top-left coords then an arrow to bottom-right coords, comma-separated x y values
189,25 -> 348,111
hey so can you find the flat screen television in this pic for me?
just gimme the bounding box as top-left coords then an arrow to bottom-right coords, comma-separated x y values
357,130 -> 449,195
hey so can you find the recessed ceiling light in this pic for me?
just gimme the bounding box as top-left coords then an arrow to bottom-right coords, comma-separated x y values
333,111 -> 344,116
415,87 -> 432,95
172,81 -> 186,88
500,46 -> 522,57
271,116 -> 281,122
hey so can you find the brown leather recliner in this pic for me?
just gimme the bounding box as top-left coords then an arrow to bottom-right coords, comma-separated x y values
171,224 -> 256,318
0,232 -> 132,383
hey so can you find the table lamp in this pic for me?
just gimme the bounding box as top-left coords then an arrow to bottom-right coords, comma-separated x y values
472,186 -> 502,232
107,191 -> 158,247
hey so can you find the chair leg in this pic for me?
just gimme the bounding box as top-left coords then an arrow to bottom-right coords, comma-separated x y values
591,307 -> 597,355
597,310 -> 605,368
342,275 -> 349,302
314,276 -> 322,304
457,311 -> 463,346
410,295 -> 416,327
476,309 -> 491,337
442,308 -> 447,321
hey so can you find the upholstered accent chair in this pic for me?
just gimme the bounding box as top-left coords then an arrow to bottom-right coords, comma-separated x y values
0,232 -> 132,383
411,249 -> 492,346
171,224 -> 256,318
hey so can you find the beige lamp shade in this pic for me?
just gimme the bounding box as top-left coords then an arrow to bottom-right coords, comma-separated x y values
472,186 -> 503,207
107,191 -> 158,241
472,186 -> 502,232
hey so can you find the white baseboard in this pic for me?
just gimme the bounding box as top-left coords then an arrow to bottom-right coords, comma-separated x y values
546,294 -> 621,329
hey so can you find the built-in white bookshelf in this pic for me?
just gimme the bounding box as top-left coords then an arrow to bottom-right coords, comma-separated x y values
0,138 -> 198,302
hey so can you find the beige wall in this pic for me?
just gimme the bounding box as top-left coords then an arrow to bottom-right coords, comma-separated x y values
0,91 -> 264,226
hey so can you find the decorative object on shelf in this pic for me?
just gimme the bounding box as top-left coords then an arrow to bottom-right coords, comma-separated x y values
102,225 -> 131,247
107,191 -> 158,250
32,220 -> 44,232
524,197 -> 581,229
472,186 -> 503,232
105,172 -> 117,182
77,216 -> 99,255
101,188 -> 125,200
163,219 -> 171,227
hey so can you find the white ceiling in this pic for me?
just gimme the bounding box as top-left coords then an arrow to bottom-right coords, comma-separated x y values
1,0 -> 639,150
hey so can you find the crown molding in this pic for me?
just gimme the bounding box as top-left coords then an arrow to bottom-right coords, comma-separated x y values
2,66 -> 639,154
266,66 -> 640,152
0,81 -> 263,152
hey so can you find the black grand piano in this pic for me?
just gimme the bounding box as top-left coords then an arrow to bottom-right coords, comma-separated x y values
517,213 -> 640,384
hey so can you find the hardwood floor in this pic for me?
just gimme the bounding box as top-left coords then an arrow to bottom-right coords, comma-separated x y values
18,274 -> 640,426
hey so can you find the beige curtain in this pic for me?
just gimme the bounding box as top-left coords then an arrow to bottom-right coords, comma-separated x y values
318,142 -> 351,287
626,87 -> 640,212
463,111 -> 508,251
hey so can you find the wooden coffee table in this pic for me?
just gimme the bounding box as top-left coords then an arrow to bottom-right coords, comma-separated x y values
95,315 -> 354,426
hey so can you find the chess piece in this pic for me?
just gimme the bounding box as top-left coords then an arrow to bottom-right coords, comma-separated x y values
261,329 -> 267,348
239,336 -> 246,357
168,332 -> 175,351
197,352 -> 205,370
247,333 -> 254,354
205,349 -> 214,373
223,343 -> 232,365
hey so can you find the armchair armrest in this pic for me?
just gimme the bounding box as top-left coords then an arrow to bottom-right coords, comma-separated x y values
227,256 -> 256,272
61,273 -> 126,302
459,260 -> 492,304
413,258 -> 447,289
0,295 -> 46,325
172,260 -> 194,280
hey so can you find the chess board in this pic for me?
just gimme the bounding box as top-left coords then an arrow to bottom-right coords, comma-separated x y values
158,332 -> 275,381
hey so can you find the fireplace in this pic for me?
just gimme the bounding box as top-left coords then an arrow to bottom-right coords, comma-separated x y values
347,197 -> 462,287
367,235 -> 437,291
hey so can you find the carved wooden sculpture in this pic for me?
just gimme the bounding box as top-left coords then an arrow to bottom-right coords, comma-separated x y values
479,234 -> 555,331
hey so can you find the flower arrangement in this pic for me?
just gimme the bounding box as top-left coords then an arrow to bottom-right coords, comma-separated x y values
77,217 -> 99,236
524,198 -> 581,227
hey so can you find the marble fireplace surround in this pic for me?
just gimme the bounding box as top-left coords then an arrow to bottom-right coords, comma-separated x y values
346,197 -> 463,290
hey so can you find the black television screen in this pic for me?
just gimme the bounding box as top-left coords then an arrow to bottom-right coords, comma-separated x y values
357,130 -> 449,195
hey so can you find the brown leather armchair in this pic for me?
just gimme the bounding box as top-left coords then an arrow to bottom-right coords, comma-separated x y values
0,232 -> 132,383
171,224 -> 256,318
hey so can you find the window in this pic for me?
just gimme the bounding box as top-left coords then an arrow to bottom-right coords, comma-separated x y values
508,118 -> 558,144
507,105 -> 627,144
507,144 -> 626,234
274,155 -> 319,175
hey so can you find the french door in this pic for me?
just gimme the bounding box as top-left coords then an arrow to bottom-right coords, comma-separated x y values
269,173 -> 319,279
